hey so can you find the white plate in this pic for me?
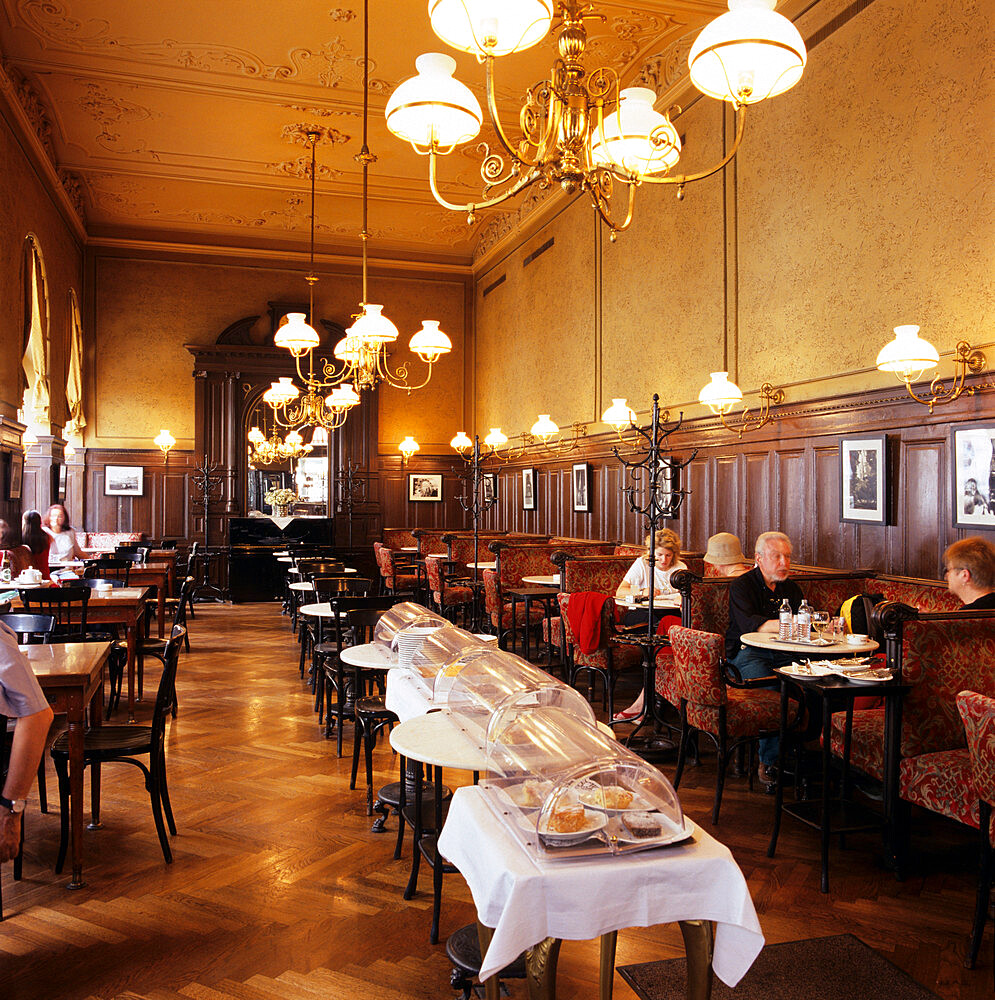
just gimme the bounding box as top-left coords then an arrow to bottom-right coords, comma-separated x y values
614,813 -> 691,846
521,807 -> 607,845
840,669 -> 893,685
779,663 -> 835,679
501,781 -> 553,811
825,658 -> 874,671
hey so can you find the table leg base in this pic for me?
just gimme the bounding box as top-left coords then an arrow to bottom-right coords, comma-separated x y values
679,919 -> 714,1000
67,871 -> 86,891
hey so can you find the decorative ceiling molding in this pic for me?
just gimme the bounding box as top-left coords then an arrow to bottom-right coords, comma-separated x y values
266,157 -> 343,180
76,80 -> 161,157
280,122 -> 350,145
0,60 -> 86,233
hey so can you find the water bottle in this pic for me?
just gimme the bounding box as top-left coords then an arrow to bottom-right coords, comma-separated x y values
778,598 -> 792,640
0,551 -> 10,584
797,598 -> 812,641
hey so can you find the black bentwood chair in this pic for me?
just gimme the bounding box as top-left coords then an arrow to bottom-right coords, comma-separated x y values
51,627 -> 186,869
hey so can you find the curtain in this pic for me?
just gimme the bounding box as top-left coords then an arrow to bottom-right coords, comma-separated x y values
66,291 -> 85,434
22,240 -> 51,425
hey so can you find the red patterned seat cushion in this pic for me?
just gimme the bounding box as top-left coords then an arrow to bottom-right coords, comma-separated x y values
392,573 -> 419,590
900,749 -> 979,829
686,688 -> 782,739
830,708 -> 885,780
492,604 -> 546,629
437,586 -> 473,606
654,647 -> 678,708
542,616 -> 563,646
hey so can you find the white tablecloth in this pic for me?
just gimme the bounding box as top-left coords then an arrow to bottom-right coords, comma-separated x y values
438,786 -> 763,985
385,667 -> 434,721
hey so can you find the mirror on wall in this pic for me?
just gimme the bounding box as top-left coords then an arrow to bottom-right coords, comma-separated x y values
245,397 -> 331,515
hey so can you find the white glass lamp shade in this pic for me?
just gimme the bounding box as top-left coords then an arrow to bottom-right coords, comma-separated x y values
876,325 -> 940,381
326,382 -> 361,411
428,0 -> 553,56
530,414 -> 559,440
484,427 -> 508,449
309,426 -> 329,447
350,303 -> 399,345
284,430 -> 304,447
688,0 -> 806,105
385,53 -> 482,153
698,371 -> 744,414
248,426 -> 265,444
333,334 -> 363,363
263,377 -> 300,407
409,320 -> 453,362
399,435 -> 421,460
601,398 -> 636,431
590,88 -> 681,177
153,429 -> 176,453
274,312 -> 321,356
451,430 -> 473,452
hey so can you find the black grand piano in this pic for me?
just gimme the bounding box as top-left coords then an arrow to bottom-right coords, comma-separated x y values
228,515 -> 334,603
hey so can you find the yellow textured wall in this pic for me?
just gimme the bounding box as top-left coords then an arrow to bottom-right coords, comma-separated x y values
474,198 -> 596,434
472,0 -> 995,425
88,254 -> 467,450
0,113 -> 83,427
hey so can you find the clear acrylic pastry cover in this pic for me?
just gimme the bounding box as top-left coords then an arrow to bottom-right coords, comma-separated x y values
406,625 -> 489,681
482,704 -> 686,856
437,652 -> 593,733
373,601 -> 449,648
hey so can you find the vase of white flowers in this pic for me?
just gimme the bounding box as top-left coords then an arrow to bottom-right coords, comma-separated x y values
264,487 -> 299,517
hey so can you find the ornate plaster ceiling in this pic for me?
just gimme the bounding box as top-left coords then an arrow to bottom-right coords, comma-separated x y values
0,0 -> 726,265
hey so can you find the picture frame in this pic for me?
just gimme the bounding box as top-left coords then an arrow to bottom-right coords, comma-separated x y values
840,435 -> 888,525
951,426 -> 995,530
572,462 -> 590,512
522,467 -> 536,511
58,461 -> 68,501
408,472 -> 443,502
482,472 -> 497,504
8,451 -> 23,501
104,464 -> 144,497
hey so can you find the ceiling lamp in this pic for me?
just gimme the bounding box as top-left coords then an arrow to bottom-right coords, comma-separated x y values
876,325 -> 992,412
698,371 -> 783,436
386,0 -> 806,239
399,435 -> 420,462
153,428 -> 176,463
309,426 -> 329,447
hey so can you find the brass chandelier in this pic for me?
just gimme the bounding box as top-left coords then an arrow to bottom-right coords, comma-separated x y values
385,0 -> 807,239
266,0 -> 452,431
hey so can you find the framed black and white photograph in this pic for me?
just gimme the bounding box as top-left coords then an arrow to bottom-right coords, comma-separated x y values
522,468 -> 536,511
572,462 -> 590,512
104,465 -> 144,497
951,426 -> 995,529
840,435 -> 887,525
482,472 -> 497,504
408,472 -> 443,502
8,451 -> 23,501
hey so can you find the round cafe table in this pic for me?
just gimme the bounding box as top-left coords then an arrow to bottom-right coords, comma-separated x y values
739,631 -> 878,657
340,641 -> 394,671
521,574 -> 559,587
465,561 -> 496,571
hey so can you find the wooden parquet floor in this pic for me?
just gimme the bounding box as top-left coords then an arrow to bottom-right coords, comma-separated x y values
0,603 -> 991,999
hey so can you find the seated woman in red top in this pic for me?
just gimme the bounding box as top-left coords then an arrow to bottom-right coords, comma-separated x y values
0,519 -> 31,578
20,510 -> 51,579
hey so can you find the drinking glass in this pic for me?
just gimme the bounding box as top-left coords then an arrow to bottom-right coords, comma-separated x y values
812,610 -> 830,639
829,616 -> 846,642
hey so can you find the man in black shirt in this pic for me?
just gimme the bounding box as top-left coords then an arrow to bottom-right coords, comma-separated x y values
726,531 -> 803,789
944,537 -> 995,609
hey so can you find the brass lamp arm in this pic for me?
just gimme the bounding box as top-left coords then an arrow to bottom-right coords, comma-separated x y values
373,345 -> 438,395
717,383 -> 784,437
587,174 -> 636,236
429,148 -> 540,215
639,105 -> 748,189
484,55 -> 532,163
904,341 -> 992,413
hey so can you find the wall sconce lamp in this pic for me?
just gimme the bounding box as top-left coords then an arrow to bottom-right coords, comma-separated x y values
698,372 -> 783,437
524,414 -> 587,455
876,325 -> 992,413
399,435 -> 420,465
153,429 -> 176,463
450,430 -> 473,461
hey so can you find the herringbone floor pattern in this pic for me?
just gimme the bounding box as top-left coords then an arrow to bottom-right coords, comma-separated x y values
0,603 -> 990,999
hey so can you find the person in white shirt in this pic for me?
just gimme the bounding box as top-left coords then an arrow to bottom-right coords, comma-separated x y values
613,529 -> 687,722
0,622 -> 54,861
43,503 -> 86,564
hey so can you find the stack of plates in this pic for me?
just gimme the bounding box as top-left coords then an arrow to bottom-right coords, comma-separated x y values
393,625 -> 444,668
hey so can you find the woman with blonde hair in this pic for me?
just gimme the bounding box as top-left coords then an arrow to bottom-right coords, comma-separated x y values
613,528 -> 686,721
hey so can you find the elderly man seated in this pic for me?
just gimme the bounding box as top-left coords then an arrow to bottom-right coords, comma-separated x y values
944,536 -> 995,609
725,531 -> 803,791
